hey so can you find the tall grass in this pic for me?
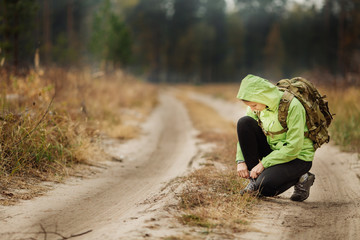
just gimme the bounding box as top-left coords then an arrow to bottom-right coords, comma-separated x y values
325,87 -> 360,153
0,110 -> 81,177
0,68 -> 157,200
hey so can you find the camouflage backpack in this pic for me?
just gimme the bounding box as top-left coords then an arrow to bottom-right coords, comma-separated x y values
258,77 -> 333,150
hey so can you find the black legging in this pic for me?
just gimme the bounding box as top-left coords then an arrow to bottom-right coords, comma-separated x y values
237,116 -> 312,196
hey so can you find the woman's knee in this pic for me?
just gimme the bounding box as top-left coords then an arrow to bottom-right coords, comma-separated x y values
237,116 -> 257,133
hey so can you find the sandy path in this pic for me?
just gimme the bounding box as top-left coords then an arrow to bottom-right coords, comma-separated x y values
0,92 -> 198,239
189,93 -> 360,240
1,90 -> 359,240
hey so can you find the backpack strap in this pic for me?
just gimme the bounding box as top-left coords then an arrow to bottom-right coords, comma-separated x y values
278,91 -> 294,129
255,91 -> 294,138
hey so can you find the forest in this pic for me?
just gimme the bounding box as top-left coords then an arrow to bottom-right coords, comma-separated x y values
0,0 -> 359,83
1,2 -> 360,238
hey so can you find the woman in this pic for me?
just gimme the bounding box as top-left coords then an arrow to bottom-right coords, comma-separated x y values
236,74 -> 315,201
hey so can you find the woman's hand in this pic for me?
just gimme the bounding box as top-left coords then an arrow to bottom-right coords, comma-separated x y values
250,162 -> 264,179
237,162 -> 249,179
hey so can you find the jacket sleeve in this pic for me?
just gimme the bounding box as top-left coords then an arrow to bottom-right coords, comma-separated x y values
235,107 -> 258,163
261,100 -> 306,168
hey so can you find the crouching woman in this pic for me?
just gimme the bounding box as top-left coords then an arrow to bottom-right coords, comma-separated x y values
236,74 -> 315,201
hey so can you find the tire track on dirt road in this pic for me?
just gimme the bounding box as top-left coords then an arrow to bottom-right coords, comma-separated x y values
189,92 -> 360,240
0,92 -> 198,239
282,146 -> 360,240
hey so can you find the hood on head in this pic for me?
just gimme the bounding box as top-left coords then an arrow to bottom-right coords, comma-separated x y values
237,74 -> 282,111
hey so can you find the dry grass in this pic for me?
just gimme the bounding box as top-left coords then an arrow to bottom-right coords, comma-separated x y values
45,69 -> 158,140
175,91 -> 258,238
293,71 -> 360,154
0,68 -> 157,204
325,87 -> 360,153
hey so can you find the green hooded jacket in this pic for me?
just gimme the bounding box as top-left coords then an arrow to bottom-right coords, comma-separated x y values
236,74 -> 315,168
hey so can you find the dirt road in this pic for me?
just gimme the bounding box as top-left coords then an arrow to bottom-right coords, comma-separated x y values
0,92 -> 198,239
1,90 -> 359,240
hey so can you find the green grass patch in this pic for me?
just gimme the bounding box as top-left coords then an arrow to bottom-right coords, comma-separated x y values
180,214 -> 216,228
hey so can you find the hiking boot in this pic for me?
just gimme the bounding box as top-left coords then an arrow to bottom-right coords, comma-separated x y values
240,178 -> 257,195
290,172 -> 315,202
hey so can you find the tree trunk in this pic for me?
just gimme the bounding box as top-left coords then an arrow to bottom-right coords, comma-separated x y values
13,0 -> 19,71
67,0 -> 75,49
337,0 -> 346,75
43,0 -> 51,66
